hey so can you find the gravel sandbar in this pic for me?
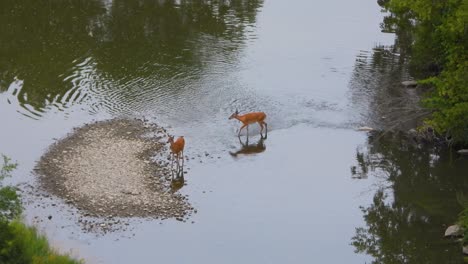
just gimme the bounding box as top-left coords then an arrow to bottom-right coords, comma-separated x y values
35,119 -> 192,221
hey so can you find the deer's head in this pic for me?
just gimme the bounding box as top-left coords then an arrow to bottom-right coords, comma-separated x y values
229,109 -> 239,120
167,135 -> 174,143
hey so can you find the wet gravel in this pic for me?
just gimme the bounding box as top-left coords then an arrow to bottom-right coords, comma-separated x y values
34,119 -> 193,232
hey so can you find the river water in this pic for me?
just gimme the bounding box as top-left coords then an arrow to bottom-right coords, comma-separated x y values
1,0 -> 467,263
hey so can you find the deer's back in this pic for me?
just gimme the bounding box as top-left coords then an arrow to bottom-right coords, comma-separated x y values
240,112 -> 266,124
171,137 -> 185,153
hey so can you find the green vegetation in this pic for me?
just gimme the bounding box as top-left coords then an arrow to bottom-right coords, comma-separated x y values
0,155 -> 21,222
379,0 -> 468,144
1,221 -> 83,264
0,154 -> 82,264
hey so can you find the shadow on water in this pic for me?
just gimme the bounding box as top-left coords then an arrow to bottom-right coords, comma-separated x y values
229,136 -> 266,158
350,132 -> 468,263
0,0 -> 264,118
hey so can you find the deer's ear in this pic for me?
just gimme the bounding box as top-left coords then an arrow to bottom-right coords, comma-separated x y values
235,109 -> 239,114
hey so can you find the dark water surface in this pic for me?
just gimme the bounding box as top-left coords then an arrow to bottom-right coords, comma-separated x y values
1,0 -> 467,263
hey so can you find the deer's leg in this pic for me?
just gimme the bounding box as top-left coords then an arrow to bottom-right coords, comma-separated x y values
181,150 -> 184,170
238,124 -> 247,136
258,122 -> 264,135
170,153 -> 174,169
176,153 -> 181,172
170,153 -> 175,179
261,121 -> 267,138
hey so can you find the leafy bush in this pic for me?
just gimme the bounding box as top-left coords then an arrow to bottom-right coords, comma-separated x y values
0,154 -> 82,264
0,155 -> 21,222
0,221 -> 82,264
380,0 -> 468,145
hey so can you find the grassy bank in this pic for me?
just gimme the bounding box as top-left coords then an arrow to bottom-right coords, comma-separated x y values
0,154 -> 82,264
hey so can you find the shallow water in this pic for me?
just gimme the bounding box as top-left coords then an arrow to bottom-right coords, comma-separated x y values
1,0 -> 467,263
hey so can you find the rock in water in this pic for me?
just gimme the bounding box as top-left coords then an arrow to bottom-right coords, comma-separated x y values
357,126 -> 374,132
463,246 -> 468,255
457,149 -> 468,155
402,80 -> 418,87
444,224 -> 463,237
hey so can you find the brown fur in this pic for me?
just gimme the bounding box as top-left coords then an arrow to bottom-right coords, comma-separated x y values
229,110 -> 268,137
167,136 -> 185,172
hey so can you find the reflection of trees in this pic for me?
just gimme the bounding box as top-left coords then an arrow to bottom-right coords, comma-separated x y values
349,43 -> 430,131
0,0 -> 263,114
90,0 -> 264,114
377,0 -> 414,63
349,0 -> 434,132
95,0 -> 263,78
0,0 -> 105,109
351,133 -> 468,263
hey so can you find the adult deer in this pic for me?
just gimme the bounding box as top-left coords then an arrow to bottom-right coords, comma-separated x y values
228,109 -> 267,138
167,135 -> 185,174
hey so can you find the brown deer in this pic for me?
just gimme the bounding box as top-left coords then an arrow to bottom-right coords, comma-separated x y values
167,135 -> 185,174
228,109 -> 267,138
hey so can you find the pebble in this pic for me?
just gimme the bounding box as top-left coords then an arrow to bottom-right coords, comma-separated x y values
357,126 -> 374,132
401,80 -> 418,87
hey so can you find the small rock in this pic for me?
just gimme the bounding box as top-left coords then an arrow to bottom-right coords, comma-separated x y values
463,246 -> 468,255
444,224 -> 463,237
402,80 -> 418,87
357,126 -> 374,132
457,149 -> 468,155
48,215 -> 52,220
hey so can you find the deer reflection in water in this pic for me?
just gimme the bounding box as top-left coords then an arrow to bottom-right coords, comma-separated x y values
230,136 -> 266,157
167,160 -> 185,193
167,135 -> 186,193
168,173 -> 185,194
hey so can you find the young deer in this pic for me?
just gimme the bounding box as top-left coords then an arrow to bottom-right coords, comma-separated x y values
229,109 -> 267,138
167,135 -> 185,173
